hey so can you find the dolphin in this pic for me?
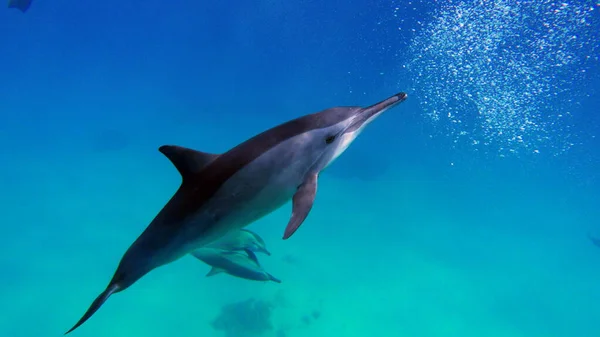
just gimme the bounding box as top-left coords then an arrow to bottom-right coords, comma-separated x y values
588,232 -> 600,248
191,248 -> 281,283
205,228 -> 271,255
7,0 -> 32,12
65,92 -> 408,334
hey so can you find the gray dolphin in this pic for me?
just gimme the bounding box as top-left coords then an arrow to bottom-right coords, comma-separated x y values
191,248 -> 280,283
205,228 -> 271,255
7,0 -> 32,12
588,232 -> 600,248
65,92 -> 407,334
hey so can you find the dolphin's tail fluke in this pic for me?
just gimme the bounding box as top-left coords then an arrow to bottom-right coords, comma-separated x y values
65,283 -> 120,334
268,273 -> 281,283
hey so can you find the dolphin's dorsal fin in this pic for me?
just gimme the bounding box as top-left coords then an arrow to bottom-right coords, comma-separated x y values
206,267 -> 224,277
244,249 -> 260,266
159,145 -> 219,180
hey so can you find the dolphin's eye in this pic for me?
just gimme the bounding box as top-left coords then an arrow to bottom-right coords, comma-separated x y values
325,135 -> 336,144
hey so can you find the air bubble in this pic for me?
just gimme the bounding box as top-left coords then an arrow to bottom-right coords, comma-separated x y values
403,0 -> 598,156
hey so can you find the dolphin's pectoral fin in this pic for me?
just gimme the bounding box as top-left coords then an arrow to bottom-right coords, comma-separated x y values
159,145 -> 220,180
206,267 -> 224,277
283,173 -> 318,240
244,249 -> 260,266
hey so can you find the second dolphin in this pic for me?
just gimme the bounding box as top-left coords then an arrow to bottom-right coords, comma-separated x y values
191,248 -> 281,283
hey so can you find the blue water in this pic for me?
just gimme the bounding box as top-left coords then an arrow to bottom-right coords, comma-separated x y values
1,1 -> 599,336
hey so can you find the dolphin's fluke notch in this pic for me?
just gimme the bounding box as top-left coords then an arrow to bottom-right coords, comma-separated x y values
7,0 -> 32,12
283,173 -> 318,240
158,145 -> 220,180
65,284 -> 120,335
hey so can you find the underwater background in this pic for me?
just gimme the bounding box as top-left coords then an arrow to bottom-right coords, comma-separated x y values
1,0 -> 599,336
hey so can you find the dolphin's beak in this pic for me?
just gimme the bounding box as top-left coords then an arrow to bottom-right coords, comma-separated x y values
363,92 -> 408,116
347,92 -> 408,132
262,248 -> 272,256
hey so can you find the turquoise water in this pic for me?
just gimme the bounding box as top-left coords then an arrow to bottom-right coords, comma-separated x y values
1,1 -> 599,336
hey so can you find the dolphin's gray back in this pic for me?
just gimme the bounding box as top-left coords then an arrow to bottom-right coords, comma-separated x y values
150,108 -> 359,254
152,106 -> 359,226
